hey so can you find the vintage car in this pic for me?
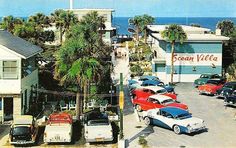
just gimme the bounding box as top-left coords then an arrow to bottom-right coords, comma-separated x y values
9,115 -> 38,145
44,112 -> 73,143
224,90 -> 236,107
141,80 -> 175,93
198,79 -> 226,95
131,86 -> 177,101
84,111 -> 113,143
132,75 -> 160,85
142,107 -> 206,134
132,94 -> 188,112
193,73 -> 221,87
216,81 -> 236,98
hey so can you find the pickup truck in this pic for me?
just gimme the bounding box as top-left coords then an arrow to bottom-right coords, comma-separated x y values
44,112 -> 73,143
9,115 -> 38,145
84,111 -> 113,143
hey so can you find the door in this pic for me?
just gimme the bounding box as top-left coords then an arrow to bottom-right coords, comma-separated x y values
3,97 -> 13,121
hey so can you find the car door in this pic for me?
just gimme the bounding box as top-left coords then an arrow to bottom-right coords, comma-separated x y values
152,111 -> 173,129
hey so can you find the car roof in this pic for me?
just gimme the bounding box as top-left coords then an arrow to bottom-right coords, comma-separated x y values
149,94 -> 172,102
140,86 -> 165,91
13,115 -> 33,125
142,80 -> 161,85
160,107 -> 189,117
140,75 -> 158,80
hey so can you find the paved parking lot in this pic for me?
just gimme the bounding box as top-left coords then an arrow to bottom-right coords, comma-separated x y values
124,83 -> 236,148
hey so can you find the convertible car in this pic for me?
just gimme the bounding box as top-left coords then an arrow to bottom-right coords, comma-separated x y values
132,94 -> 187,112
198,79 -> 226,95
131,86 -> 177,100
142,107 -> 206,134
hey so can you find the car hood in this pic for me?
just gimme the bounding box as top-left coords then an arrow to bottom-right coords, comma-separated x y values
166,103 -> 188,110
181,117 -> 204,126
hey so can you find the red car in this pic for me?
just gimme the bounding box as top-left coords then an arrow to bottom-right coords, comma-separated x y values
198,79 -> 226,95
131,86 -> 177,102
132,94 -> 188,112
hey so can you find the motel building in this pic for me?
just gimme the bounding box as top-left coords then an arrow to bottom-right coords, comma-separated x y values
147,25 -> 229,83
0,30 -> 42,123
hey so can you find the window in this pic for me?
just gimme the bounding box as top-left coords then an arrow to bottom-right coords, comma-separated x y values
3,61 -> 17,79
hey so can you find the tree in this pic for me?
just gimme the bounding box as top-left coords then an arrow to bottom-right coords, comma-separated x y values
161,24 -> 187,84
141,14 -> 155,43
216,20 -> 234,37
28,13 -> 51,29
0,16 -> 23,33
54,12 -> 111,119
51,9 -> 78,44
129,15 -> 143,41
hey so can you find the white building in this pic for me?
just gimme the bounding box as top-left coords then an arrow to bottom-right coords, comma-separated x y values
147,25 -> 229,83
0,30 -> 42,123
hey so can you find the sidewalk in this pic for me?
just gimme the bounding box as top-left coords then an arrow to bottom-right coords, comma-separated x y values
0,124 -> 11,147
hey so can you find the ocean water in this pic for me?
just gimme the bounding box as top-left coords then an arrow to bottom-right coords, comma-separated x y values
1,17 -> 236,35
113,17 -> 236,35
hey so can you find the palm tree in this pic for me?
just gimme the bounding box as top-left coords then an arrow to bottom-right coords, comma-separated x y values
51,9 -> 78,44
216,20 -> 234,37
0,16 -> 23,33
28,13 -> 51,29
129,15 -> 143,41
161,24 -> 187,84
142,14 -> 155,44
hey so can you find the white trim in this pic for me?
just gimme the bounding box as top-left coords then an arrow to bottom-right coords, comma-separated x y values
0,44 -> 26,59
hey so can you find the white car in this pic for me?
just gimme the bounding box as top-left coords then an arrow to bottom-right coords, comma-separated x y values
84,111 -> 113,143
44,113 -> 73,143
142,107 -> 206,134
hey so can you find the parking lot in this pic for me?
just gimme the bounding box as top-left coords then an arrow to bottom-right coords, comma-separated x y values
124,83 -> 236,148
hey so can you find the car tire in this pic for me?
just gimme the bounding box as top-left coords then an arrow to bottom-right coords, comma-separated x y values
144,117 -> 151,125
136,105 -> 142,112
173,125 -> 181,134
199,91 -> 202,95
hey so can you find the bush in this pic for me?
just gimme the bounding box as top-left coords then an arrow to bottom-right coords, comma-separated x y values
138,136 -> 148,148
226,62 -> 236,81
130,64 -> 144,76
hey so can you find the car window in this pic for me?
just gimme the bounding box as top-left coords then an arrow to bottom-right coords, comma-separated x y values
200,74 -> 209,78
161,99 -> 174,105
212,74 -> 220,79
143,89 -> 149,93
156,89 -> 167,94
161,111 -> 173,118
88,119 -> 109,126
12,126 -> 30,136
175,113 -> 192,120
150,90 -> 155,94
148,97 -> 160,104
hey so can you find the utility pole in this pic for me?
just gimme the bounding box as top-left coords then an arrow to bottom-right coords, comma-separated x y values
119,73 -> 124,139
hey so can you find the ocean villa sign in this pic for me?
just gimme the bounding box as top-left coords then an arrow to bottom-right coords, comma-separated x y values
173,54 -> 219,62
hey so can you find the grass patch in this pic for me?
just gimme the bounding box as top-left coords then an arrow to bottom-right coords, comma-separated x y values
138,136 -> 148,148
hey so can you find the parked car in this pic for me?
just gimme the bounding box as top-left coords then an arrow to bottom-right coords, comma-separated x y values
224,90 -> 236,107
141,80 -> 175,93
194,73 -> 221,87
142,107 -> 206,134
133,75 -> 160,84
44,112 -> 73,143
84,111 -> 113,143
131,86 -> 177,100
198,79 -> 226,95
132,94 -> 188,112
216,81 -> 236,98
9,115 -> 38,145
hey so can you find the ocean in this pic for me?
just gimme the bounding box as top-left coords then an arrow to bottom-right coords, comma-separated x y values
113,17 -> 236,35
1,17 -> 236,35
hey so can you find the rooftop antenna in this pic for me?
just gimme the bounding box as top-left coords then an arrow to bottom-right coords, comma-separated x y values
69,0 -> 73,10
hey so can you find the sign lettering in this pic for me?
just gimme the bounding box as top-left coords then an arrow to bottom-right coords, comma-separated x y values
174,54 -> 218,62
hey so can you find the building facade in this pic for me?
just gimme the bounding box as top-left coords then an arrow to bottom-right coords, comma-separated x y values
0,30 -> 42,123
147,25 -> 229,83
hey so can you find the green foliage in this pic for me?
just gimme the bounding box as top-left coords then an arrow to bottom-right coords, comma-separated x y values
216,20 -> 235,37
138,136 -> 148,148
130,64 -> 144,76
161,24 -> 187,44
226,62 -> 236,81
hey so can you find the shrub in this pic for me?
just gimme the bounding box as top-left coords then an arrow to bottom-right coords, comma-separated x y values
138,136 -> 148,148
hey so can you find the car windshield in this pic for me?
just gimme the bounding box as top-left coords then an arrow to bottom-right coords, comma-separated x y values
12,126 -> 30,136
88,119 -> 109,126
175,113 -> 192,120
161,99 -> 174,105
206,80 -> 220,85
200,74 -> 210,78
224,84 -> 234,89
156,89 -> 167,94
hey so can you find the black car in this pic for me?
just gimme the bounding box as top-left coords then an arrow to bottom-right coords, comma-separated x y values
216,81 -> 236,98
224,90 -> 236,107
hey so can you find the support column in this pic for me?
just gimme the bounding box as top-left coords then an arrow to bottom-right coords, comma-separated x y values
13,95 -> 21,118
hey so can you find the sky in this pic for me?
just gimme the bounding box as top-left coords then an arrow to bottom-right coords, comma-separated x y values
0,0 -> 236,17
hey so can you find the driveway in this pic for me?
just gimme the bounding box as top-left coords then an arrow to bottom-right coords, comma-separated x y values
124,83 -> 236,147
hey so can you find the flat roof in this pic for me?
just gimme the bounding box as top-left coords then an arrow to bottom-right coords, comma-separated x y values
151,33 -> 229,41
66,8 -> 115,12
147,25 -> 211,32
